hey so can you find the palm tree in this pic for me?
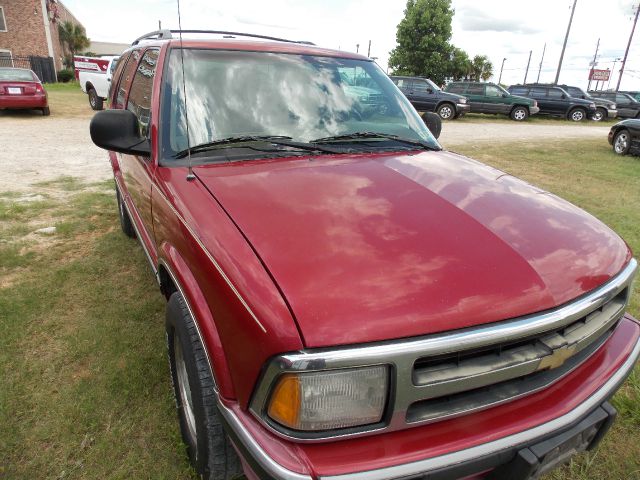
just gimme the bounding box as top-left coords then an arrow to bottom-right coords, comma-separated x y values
471,55 -> 493,82
58,21 -> 90,68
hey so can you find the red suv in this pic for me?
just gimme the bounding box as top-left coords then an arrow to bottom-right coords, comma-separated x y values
90,30 -> 639,480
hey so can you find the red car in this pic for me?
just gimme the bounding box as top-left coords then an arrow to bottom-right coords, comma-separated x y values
0,67 -> 49,115
90,30 -> 639,480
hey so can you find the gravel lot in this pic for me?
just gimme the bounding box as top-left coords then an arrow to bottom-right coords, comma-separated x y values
0,111 -> 612,193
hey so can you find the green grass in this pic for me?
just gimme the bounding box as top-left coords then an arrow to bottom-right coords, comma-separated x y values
1,138 -> 639,479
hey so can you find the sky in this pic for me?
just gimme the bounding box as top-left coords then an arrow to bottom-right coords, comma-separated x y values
63,0 -> 640,90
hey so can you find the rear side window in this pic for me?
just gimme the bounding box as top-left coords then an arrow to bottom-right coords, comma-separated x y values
547,89 -> 563,98
529,87 -> 547,97
114,49 -> 141,108
466,84 -> 483,94
447,83 -> 465,94
126,49 -> 160,139
394,78 -> 410,88
510,86 -> 528,95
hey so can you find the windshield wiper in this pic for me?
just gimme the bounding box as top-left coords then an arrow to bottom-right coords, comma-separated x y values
312,132 -> 440,151
175,135 -> 348,158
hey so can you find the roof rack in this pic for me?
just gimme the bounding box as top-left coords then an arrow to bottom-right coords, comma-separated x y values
131,29 -> 315,46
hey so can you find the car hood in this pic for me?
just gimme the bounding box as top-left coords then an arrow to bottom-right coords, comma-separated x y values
438,91 -> 465,102
195,151 -> 630,348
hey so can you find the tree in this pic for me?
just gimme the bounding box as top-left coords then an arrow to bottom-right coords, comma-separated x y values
470,55 -> 493,81
388,0 -> 455,85
58,21 -> 90,69
449,48 -> 472,80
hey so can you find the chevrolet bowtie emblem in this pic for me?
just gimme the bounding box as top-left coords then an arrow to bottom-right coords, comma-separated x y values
538,345 -> 577,371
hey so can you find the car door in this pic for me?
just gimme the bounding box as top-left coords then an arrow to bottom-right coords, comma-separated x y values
464,84 -> 485,113
615,93 -> 635,118
484,84 -> 508,114
411,79 -> 436,110
546,88 -> 567,115
529,87 -> 549,113
118,48 -> 160,257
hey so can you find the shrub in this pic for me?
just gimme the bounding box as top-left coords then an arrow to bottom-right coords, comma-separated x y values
57,69 -> 74,83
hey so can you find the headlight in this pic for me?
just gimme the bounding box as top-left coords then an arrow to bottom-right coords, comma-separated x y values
458,98 -> 467,104
267,365 -> 389,431
589,103 -> 596,108
610,104 -> 617,109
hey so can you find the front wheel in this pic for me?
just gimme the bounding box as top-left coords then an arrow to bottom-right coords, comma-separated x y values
613,129 -> 631,155
437,103 -> 455,120
568,108 -> 586,122
88,88 -> 104,110
510,106 -> 528,121
166,292 -> 242,480
591,108 -> 606,122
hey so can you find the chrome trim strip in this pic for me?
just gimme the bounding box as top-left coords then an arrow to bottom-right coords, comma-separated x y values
250,259 -> 637,442
154,185 -> 267,333
320,333 -> 640,480
114,177 -> 159,282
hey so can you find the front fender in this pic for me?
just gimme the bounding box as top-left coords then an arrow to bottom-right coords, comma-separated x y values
159,243 -> 236,400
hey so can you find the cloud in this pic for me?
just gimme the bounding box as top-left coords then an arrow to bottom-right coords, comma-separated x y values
457,6 -> 542,34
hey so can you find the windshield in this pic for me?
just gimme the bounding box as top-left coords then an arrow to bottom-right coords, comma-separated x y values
0,68 -> 35,81
160,49 -> 438,159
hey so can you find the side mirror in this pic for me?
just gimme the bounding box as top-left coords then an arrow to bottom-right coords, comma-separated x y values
502,93 -> 508,98
90,109 -> 150,156
427,88 -> 433,94
561,94 -> 566,99
422,112 -> 442,139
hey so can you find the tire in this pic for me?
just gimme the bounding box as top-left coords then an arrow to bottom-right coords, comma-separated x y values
437,102 -> 455,120
613,129 -> 631,155
88,88 -> 104,110
41,107 -> 50,116
116,188 -> 136,238
421,111 -> 442,139
510,106 -> 528,121
591,107 -> 606,122
166,292 -> 242,480
568,107 -> 586,122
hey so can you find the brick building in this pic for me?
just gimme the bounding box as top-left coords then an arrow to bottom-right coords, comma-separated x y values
0,0 -> 84,74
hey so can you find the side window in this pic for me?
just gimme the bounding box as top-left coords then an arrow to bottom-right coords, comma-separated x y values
466,84 -> 484,95
547,89 -> 563,98
412,80 -> 430,93
114,49 -> 141,108
447,83 -> 465,94
109,52 -> 129,100
126,49 -> 160,139
510,87 -> 528,95
529,87 -> 547,97
485,85 -> 503,97
616,94 -> 630,104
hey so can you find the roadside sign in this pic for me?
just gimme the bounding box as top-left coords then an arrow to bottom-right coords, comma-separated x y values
589,68 -> 610,81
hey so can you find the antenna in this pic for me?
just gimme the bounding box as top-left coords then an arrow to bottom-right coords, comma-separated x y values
176,0 -> 195,181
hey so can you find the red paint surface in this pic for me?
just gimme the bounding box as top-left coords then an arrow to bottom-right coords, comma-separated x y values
195,150 -> 629,347
228,317 -> 639,476
0,80 -> 47,109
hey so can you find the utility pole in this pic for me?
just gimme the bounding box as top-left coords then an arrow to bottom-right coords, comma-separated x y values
367,40 -> 371,57
356,43 -> 359,53
586,37 -> 600,91
523,50 -> 532,84
536,43 -> 546,82
616,3 -> 639,91
555,0 -> 578,84
608,58 -> 621,90
158,20 -> 162,30
498,57 -> 507,84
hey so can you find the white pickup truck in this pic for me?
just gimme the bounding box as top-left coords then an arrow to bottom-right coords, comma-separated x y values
74,55 -> 119,110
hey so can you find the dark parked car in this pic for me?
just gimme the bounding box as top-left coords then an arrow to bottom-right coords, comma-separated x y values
507,84 -> 597,121
89,30 -> 640,480
390,75 -> 470,120
547,84 -> 617,122
0,67 -> 49,115
589,91 -> 640,119
608,119 -> 640,156
445,81 -> 539,120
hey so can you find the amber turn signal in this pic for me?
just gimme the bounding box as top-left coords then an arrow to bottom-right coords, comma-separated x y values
267,374 -> 301,429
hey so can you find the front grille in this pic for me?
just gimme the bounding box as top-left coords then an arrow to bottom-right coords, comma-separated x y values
251,260 -> 637,441
407,288 -> 628,423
